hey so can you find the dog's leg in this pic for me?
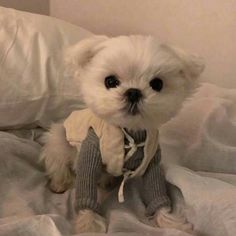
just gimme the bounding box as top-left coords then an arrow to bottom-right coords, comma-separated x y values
40,123 -> 76,193
156,207 -> 194,234
74,209 -> 107,233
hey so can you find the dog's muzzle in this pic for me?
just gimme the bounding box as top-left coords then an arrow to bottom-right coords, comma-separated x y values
124,88 -> 142,115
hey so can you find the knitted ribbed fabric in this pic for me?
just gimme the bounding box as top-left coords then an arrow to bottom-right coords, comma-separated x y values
75,128 -> 170,215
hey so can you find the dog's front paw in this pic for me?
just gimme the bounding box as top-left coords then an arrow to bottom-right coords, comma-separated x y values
48,178 -> 72,193
74,209 -> 107,233
156,207 -> 194,234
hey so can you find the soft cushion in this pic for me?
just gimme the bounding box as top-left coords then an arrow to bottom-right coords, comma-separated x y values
0,6 -> 92,129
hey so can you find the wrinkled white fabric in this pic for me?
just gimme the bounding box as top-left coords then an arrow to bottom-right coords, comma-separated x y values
0,6 -> 91,129
160,82 -> 236,174
160,83 -> 236,236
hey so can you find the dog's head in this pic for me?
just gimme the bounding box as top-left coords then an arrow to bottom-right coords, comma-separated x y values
65,35 -> 204,130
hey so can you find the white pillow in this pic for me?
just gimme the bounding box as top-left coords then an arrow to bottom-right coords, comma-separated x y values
0,6 -> 92,129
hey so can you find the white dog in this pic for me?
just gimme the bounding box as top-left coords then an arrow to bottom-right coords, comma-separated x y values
41,35 -> 204,234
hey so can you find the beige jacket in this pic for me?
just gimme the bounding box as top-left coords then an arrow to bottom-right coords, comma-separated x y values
64,109 -> 159,177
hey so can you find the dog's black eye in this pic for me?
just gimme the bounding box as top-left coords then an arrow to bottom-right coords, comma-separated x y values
105,75 -> 120,89
149,78 -> 163,92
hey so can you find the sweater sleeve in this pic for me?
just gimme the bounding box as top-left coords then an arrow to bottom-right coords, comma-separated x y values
142,147 -> 171,216
74,128 -> 103,213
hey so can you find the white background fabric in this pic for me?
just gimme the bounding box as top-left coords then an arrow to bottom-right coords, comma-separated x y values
0,6 -> 91,129
160,83 -> 236,235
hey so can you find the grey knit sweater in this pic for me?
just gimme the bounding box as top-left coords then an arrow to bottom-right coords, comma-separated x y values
75,128 -> 170,216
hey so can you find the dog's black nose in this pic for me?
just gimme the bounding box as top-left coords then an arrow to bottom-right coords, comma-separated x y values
125,88 -> 142,103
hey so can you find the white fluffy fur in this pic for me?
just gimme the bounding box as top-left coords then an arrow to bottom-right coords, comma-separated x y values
66,35 -> 204,130
41,123 -> 76,193
156,207 -> 194,234
41,35 -> 204,233
74,209 -> 107,233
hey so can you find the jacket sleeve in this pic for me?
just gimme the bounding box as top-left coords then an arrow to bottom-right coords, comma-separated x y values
74,128 -> 103,213
142,147 -> 171,216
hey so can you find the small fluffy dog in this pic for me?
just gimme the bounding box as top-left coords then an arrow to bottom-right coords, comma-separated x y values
41,35 -> 204,233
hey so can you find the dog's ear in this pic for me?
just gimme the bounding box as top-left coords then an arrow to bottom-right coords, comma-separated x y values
64,35 -> 108,72
161,44 -> 205,79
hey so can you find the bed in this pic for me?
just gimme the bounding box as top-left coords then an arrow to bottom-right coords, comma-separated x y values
0,6 -> 236,236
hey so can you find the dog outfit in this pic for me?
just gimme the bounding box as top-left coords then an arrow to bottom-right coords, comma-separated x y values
64,109 -> 170,215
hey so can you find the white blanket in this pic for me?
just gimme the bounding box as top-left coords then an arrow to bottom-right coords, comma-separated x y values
161,83 -> 236,235
0,83 -> 236,236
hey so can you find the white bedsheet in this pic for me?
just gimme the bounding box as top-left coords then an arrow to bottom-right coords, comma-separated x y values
160,83 -> 236,235
0,83 -> 236,236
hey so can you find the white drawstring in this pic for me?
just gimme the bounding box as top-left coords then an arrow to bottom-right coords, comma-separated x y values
118,171 -> 133,203
122,128 -> 145,162
117,129 -> 145,203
